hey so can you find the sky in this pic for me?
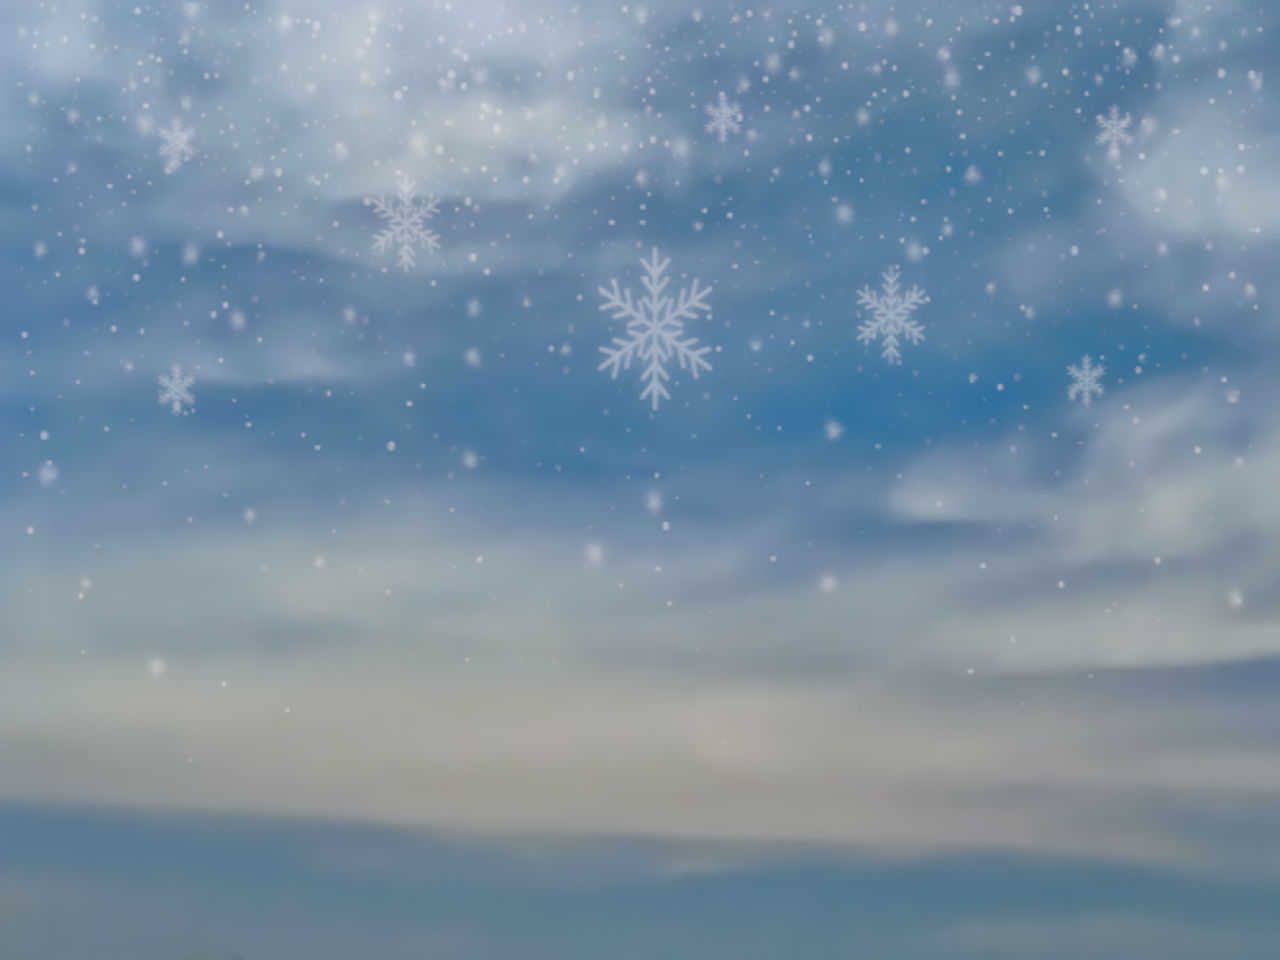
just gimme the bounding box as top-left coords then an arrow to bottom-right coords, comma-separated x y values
3,0 -> 1280,957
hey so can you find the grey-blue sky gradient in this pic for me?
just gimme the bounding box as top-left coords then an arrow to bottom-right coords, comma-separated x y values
4,0 -> 1280,957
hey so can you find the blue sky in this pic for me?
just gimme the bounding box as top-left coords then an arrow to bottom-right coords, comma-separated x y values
3,0 -> 1280,957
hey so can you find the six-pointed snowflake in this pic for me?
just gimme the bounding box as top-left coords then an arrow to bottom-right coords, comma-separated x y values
158,364 -> 196,415
704,91 -> 743,144
598,247 -> 713,411
1067,354 -> 1105,407
855,266 -> 929,365
1095,104 -> 1133,162
157,118 -> 196,174
368,175 -> 442,272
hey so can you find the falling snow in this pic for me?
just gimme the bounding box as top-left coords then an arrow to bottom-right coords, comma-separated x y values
597,247 -> 713,411
368,175 -> 442,272
1067,355 -> 1105,407
704,91 -> 743,144
156,118 -> 196,174
1095,105 -> 1133,162
157,364 -> 196,415
855,266 -> 929,365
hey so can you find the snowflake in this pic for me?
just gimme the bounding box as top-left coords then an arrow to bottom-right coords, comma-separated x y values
368,175 -> 441,272
1067,354 -> 1105,407
704,91 -> 743,144
855,266 -> 929,365
157,364 -> 195,415
597,247 -> 713,411
1095,105 -> 1133,162
157,118 -> 196,174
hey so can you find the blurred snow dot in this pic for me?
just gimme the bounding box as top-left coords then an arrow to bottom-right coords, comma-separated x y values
229,310 -> 247,331
1225,388 -> 1240,404
181,243 -> 200,265
386,440 -> 396,452
147,658 -> 167,678
819,573 -> 838,593
585,543 -> 605,567
464,347 -> 482,368
403,350 -> 416,367
85,286 -> 100,306
748,337 -> 763,352
645,490 -> 664,515
963,165 -> 982,185
462,449 -> 479,469
313,555 -> 326,569
243,508 -> 256,525
1228,587 -> 1244,610
1106,288 -> 1123,309
466,298 -> 482,318
38,461 -> 59,485
130,236 -> 147,258
835,203 -> 855,224
824,419 -> 844,441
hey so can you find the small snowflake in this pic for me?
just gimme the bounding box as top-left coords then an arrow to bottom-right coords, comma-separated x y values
704,91 -> 743,144
1067,354 -> 1105,407
157,118 -> 196,174
855,266 -> 929,365
597,247 -> 713,411
367,175 -> 441,272
158,364 -> 195,415
1095,105 -> 1133,162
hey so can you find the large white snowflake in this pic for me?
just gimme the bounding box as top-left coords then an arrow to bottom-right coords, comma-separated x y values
704,91 -> 743,144
157,364 -> 195,415
367,175 -> 441,272
157,118 -> 196,174
597,247 -> 713,411
855,266 -> 929,365
1095,104 -> 1133,162
1067,354 -> 1105,407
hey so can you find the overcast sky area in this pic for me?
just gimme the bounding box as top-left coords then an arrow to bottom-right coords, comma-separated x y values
3,0 -> 1280,957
